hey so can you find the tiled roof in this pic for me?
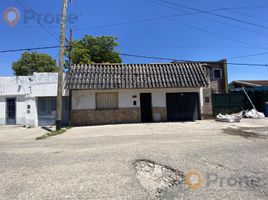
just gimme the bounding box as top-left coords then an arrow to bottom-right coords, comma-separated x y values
66,63 -> 208,90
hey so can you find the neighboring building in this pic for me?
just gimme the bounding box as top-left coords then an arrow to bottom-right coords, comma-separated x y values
173,59 -> 228,93
66,63 -> 213,126
229,80 -> 268,90
0,73 -> 69,127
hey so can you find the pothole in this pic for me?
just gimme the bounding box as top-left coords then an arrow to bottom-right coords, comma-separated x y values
134,159 -> 184,199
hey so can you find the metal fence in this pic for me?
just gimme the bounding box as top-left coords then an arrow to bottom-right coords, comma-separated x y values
212,87 -> 268,116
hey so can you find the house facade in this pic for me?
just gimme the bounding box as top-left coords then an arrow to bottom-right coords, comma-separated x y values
0,73 -> 69,127
66,63 -> 213,126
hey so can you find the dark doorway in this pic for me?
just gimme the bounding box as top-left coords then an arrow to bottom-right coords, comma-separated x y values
6,98 -> 16,125
37,97 -> 69,126
140,93 -> 152,122
166,93 -> 199,121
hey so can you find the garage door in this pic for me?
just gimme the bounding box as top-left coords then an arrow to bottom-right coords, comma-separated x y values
38,97 -> 70,126
166,93 -> 199,121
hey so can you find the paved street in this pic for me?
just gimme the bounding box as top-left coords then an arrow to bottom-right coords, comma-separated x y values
0,119 -> 267,200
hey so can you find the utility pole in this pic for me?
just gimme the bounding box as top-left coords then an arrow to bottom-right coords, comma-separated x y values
56,0 -> 68,130
68,28 -> 73,127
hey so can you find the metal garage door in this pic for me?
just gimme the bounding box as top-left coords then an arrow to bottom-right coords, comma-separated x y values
38,97 -> 69,126
166,93 -> 200,121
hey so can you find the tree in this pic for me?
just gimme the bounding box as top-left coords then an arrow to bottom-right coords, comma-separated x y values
68,35 -> 122,65
12,52 -> 58,76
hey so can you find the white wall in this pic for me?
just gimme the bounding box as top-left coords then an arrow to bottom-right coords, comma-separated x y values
0,96 -> 6,124
72,88 -> 202,110
0,73 -> 68,126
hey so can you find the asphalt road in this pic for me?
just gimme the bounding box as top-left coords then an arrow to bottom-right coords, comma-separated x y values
0,119 -> 267,200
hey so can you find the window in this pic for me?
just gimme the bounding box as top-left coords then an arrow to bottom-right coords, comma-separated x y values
96,92 -> 118,110
213,69 -> 222,79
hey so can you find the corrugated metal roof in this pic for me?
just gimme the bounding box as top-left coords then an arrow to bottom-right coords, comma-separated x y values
66,63 -> 208,90
235,80 -> 268,87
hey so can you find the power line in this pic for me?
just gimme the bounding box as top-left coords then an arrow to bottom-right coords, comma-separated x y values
146,0 -> 268,37
143,0 -> 268,50
120,53 -> 268,67
16,0 -> 60,43
72,2 -> 268,49
16,0 -> 70,44
0,45 -> 268,67
153,0 -> 268,30
179,0 -> 268,23
227,51 -> 268,60
120,53 -> 176,61
73,6 -> 268,31
173,20 -> 267,50
0,46 -> 60,54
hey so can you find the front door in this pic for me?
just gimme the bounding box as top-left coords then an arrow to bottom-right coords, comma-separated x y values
6,98 -> 16,125
140,93 -> 152,122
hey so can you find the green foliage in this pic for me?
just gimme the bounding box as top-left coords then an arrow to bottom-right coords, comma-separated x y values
12,52 -> 58,76
68,35 -> 122,65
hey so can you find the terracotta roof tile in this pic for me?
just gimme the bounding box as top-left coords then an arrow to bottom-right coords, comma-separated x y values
66,63 -> 208,90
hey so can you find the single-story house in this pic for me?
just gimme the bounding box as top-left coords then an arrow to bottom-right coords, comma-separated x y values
0,73 -> 69,127
66,63 -> 213,126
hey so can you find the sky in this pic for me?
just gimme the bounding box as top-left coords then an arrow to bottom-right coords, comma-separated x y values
1,0 -> 268,82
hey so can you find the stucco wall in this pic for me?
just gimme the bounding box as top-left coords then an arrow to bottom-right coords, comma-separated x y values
0,96 -> 6,124
72,88 -> 201,110
0,73 -> 68,127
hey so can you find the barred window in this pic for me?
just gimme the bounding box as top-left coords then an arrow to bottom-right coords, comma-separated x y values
213,69 -> 222,79
96,92 -> 118,110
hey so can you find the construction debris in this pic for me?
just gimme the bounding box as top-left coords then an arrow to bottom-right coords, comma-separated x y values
216,113 -> 243,123
244,109 -> 265,119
